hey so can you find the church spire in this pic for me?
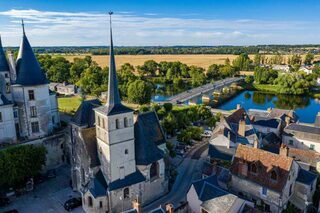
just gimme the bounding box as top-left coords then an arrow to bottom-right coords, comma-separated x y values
22,19 -> 25,35
105,12 -> 132,115
0,34 -> 10,72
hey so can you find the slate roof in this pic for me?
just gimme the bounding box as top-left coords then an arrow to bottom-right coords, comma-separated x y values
269,108 -> 298,123
231,144 -> 293,193
0,35 -> 9,72
15,25 -> 48,86
109,170 -> 145,191
288,147 -> 320,169
134,112 -> 165,165
103,16 -> 133,116
148,207 -> 166,213
285,123 -> 320,135
296,169 -> 317,186
261,132 -> 281,154
88,170 -> 108,198
208,144 -> 235,161
0,94 -> 12,106
252,116 -> 281,128
72,99 -> 101,127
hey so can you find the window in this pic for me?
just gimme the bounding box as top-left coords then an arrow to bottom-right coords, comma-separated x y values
270,170 -> 277,181
28,90 -> 35,100
124,117 -> 129,127
88,196 -> 93,207
99,201 -> 103,208
97,116 -> 101,126
289,184 -> 293,196
250,163 -> 257,174
4,73 -> 9,78
5,83 -> 10,93
123,188 -> 130,199
102,118 -> 105,129
261,187 -> 267,196
125,149 -> 128,155
289,140 -> 293,145
31,121 -> 39,133
0,112 -> 2,122
13,110 -> 18,118
30,106 -> 37,117
116,119 -> 120,129
150,162 -> 159,180
310,144 -> 315,151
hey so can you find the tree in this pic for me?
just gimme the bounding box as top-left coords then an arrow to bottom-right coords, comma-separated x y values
253,53 -> 261,65
254,67 -> 278,84
163,103 -> 173,112
288,54 -> 302,66
137,60 -> 158,76
127,80 -> 153,104
70,57 -> 92,84
232,53 -> 252,71
161,113 -> 178,135
46,57 -> 71,82
207,64 -> 220,80
244,75 -> 254,84
0,145 -> 46,188
189,66 -> 206,87
304,53 -> 314,65
37,54 -> 53,73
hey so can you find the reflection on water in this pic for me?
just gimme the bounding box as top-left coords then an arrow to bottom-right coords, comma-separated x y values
152,83 -> 191,102
218,90 -> 320,123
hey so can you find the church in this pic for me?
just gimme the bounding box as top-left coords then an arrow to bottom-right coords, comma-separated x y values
0,21 -> 60,144
70,14 -> 169,213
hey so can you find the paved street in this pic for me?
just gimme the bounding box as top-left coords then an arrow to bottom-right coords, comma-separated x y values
142,142 -> 208,212
0,165 -> 84,213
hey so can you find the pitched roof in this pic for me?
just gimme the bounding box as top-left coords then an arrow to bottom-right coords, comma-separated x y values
269,108 -> 298,122
15,23 -> 48,86
148,207 -> 166,213
208,144 -> 235,161
103,14 -> 132,116
252,116 -> 281,129
296,169 -> 317,186
0,35 -> 9,72
288,147 -> 320,168
72,99 -> 101,127
231,145 -> 293,192
134,112 -> 165,165
108,170 -> 145,191
285,123 -> 320,135
88,170 -> 108,198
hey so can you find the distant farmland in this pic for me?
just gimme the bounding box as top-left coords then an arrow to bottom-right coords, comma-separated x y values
62,54 -> 319,70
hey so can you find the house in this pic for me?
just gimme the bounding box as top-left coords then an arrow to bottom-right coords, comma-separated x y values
250,116 -> 283,137
70,17 -> 168,213
282,123 -> 320,152
230,144 -> 299,213
299,66 -> 313,75
49,82 -> 77,95
187,175 -> 253,213
287,146 -> 320,173
272,64 -> 291,72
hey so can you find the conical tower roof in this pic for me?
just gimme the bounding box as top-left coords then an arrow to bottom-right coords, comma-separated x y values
0,35 -> 9,72
104,12 -> 132,115
15,20 -> 48,86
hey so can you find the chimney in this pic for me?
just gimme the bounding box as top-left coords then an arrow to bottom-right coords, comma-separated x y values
165,203 -> 174,213
132,199 -> 141,213
238,119 -> 246,137
285,115 -> 291,126
7,50 -> 16,82
253,138 -> 259,149
279,144 -> 289,157
226,131 -> 231,149
236,104 -> 241,110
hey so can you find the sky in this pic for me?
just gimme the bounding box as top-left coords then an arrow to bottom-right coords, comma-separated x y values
1,0 -> 320,46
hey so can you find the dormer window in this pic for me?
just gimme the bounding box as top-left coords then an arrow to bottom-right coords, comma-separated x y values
116,119 -> 120,129
28,90 -> 35,100
250,163 -> 257,174
270,170 -> 277,181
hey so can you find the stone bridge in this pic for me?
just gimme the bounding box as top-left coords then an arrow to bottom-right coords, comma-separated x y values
161,77 -> 244,105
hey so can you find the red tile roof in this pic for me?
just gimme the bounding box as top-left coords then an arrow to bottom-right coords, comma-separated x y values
231,144 -> 293,192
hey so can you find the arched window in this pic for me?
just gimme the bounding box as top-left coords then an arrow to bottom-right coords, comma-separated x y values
150,162 -> 159,180
251,163 -> 257,174
271,170 -> 277,181
88,196 -> 93,207
116,119 -> 120,129
124,117 -> 129,127
123,187 -> 130,199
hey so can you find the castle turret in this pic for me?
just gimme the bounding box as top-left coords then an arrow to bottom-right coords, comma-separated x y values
0,35 -> 12,101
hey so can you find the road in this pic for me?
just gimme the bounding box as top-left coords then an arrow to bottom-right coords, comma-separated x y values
142,142 -> 208,212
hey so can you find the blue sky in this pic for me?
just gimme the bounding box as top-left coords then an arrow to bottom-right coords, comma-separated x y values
1,0 -> 320,46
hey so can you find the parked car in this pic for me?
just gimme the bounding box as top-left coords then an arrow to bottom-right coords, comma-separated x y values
64,197 -> 82,211
0,197 -> 10,207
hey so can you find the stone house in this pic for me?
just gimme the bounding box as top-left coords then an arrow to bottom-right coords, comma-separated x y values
287,147 -> 320,173
70,18 -> 168,213
283,123 -> 320,153
230,144 -> 299,213
49,82 -> 77,96
187,175 -> 253,213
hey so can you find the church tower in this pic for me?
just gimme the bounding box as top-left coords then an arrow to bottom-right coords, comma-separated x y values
94,13 -> 136,183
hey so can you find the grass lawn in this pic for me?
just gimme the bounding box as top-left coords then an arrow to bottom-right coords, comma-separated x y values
252,83 -> 280,93
58,96 -> 140,115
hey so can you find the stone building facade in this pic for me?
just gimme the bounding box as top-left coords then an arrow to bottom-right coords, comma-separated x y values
70,16 -> 168,213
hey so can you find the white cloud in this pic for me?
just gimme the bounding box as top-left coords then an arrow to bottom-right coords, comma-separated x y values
0,9 -> 319,46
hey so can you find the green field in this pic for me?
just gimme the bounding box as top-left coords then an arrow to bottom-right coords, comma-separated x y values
58,96 -> 82,114
252,84 -> 280,93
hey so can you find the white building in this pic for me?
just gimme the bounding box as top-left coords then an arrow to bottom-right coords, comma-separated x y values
0,22 -> 60,144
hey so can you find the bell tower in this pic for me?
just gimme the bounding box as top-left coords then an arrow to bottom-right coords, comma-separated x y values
94,12 -> 136,183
